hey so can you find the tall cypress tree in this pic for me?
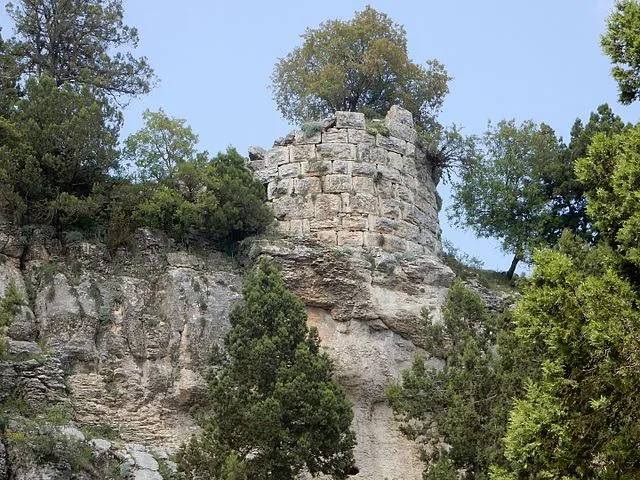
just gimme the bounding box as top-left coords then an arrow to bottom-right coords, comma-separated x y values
178,260 -> 356,480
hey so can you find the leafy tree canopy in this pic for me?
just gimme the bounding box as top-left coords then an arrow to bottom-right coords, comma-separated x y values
449,119 -> 562,278
602,0 -> 640,104
178,261 -> 356,479
388,281 -> 537,480
123,108 -> 199,182
6,0 -> 156,99
0,75 -> 119,224
492,237 -> 640,480
271,6 -> 450,130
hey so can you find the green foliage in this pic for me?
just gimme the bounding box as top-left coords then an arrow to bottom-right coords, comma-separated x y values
6,0 -> 155,98
124,108 -> 199,181
576,123 -> 640,267
0,75 -> 120,224
388,281 -> 537,480
602,0 -> 640,104
271,6 -> 450,129
449,120 -> 563,278
540,104 -> 627,244
0,279 -> 25,327
495,240 -> 640,479
178,260 -> 356,479
300,121 -> 324,138
135,148 -> 272,250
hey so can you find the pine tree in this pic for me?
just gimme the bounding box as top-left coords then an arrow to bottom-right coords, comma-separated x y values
178,260 -> 356,480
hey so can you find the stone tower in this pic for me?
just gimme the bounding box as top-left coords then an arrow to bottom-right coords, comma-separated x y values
249,105 -> 443,255
247,106 -> 454,479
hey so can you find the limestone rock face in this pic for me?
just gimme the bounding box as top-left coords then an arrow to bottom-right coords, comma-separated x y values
243,238 -> 454,479
0,227 -> 243,453
1,106 -> 454,480
244,106 -> 454,480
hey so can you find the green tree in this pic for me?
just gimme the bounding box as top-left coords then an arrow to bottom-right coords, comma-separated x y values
449,120 -> 562,279
6,0 -> 155,99
602,0 -> 640,104
0,75 -> 119,224
134,148 -> 272,250
387,281 -> 537,480
124,108 -> 199,181
271,6 -> 450,129
491,238 -> 640,480
537,104 -> 627,245
178,261 -> 356,479
576,123 -> 640,268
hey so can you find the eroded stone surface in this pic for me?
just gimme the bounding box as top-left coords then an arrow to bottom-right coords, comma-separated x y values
250,106 -> 442,256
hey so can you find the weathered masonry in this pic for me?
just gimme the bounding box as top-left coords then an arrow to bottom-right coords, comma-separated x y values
249,106 -> 443,255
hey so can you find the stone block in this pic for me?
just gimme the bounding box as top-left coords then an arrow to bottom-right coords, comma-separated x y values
379,234 -> 407,252
370,216 -> 400,235
404,204 -> 428,227
253,165 -> 277,184
386,105 -> 414,125
309,218 -> 341,230
303,159 -> 332,176
351,162 -> 376,176
342,215 -> 368,230
295,129 -> 322,145
272,220 -> 290,234
267,178 -> 293,199
358,146 -> 388,165
316,230 -> 338,244
294,177 -> 322,196
322,128 -> 349,143
291,144 -> 317,162
336,111 -> 366,129
322,174 -> 352,193
376,134 -> 407,155
317,143 -> 356,161
374,178 -> 395,199
337,230 -> 364,247
314,194 -> 342,220
341,193 -> 351,213
352,176 -> 375,195
379,199 -> 403,220
289,219 -> 307,235
249,159 -> 265,172
351,193 -> 379,214
376,165 -> 402,183
405,141 -> 416,158
396,220 -> 421,242
279,162 -> 301,178
405,240 -> 425,254
388,152 -> 404,172
273,196 -> 314,220
348,128 -> 375,145
396,185 -> 414,203
265,146 -> 290,167
385,120 -> 417,143
332,160 -> 351,175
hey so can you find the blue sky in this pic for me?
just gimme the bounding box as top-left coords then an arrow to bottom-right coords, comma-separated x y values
3,0 -> 640,273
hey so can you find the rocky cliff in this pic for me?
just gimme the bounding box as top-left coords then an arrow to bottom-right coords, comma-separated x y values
0,106 -> 454,480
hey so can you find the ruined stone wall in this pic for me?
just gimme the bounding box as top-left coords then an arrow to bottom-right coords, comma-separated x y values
249,106 -> 442,255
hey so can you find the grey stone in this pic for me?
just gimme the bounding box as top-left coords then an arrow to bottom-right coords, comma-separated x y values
134,470 -> 163,480
60,426 -> 85,442
132,450 -> 159,471
247,146 -> 266,160
90,438 -> 112,453
336,111 -> 366,129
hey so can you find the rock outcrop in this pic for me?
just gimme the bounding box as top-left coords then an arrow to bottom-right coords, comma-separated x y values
246,106 -> 454,479
0,106 -> 454,480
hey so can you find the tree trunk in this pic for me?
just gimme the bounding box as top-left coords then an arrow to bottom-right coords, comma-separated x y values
505,253 -> 521,280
